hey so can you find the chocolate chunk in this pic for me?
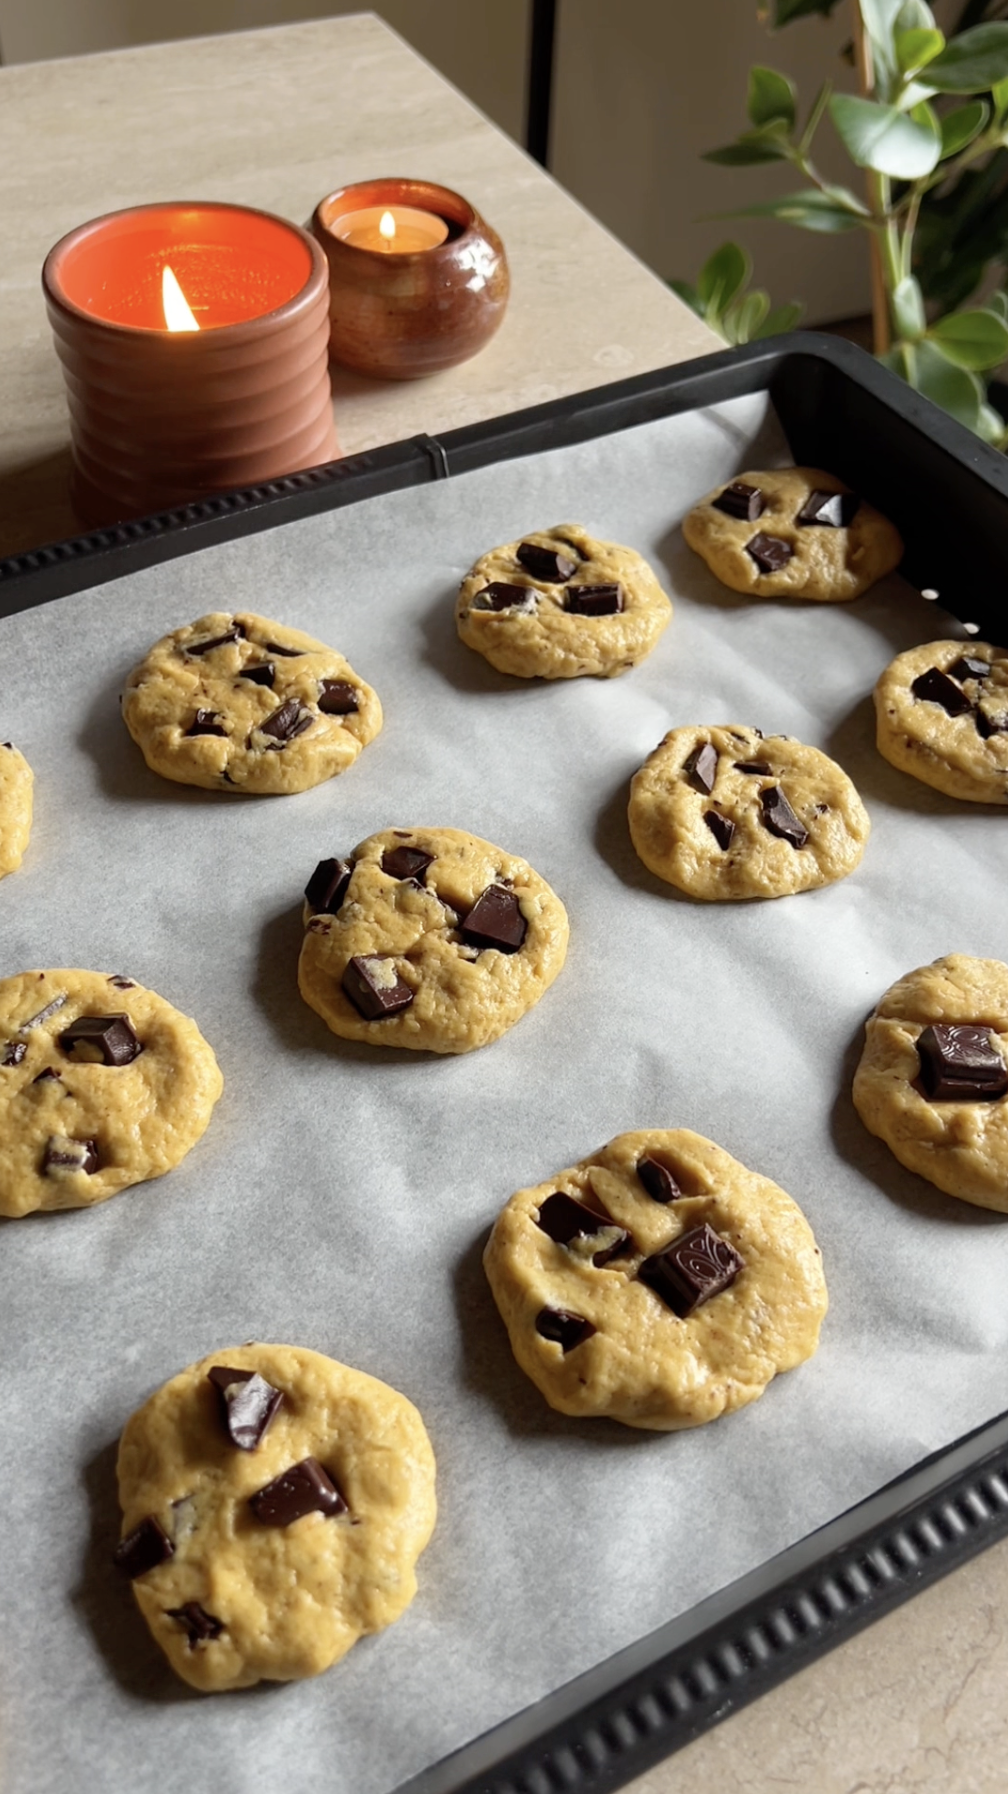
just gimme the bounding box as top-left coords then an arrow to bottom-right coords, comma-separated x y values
59,1014 -> 142,1067
639,1223 -> 744,1317
1,1041 -> 26,1067
382,845 -> 434,883
683,742 -> 717,794
916,1023 -> 1008,1101
712,481 -> 765,522
536,1192 -> 630,1267
747,532 -> 794,573
304,856 -> 352,914
20,994 -> 67,1031
262,640 -> 303,657
704,810 -> 735,851
564,583 -> 623,616
207,1366 -> 283,1451
760,785 -> 808,848
976,705 -> 1008,738
186,625 -> 244,656
734,759 -> 771,775
42,1135 -> 98,1175
910,667 -> 971,716
165,1602 -> 223,1646
258,699 -> 313,744
471,582 -> 536,613
796,489 -> 860,528
949,655 -> 991,682
113,1515 -> 174,1578
318,679 -> 360,715
535,1307 -> 596,1352
240,662 -> 276,688
107,976 -> 135,990
516,541 -> 578,582
33,1067 -> 61,1084
185,709 -> 227,737
637,1156 -> 683,1203
250,1457 -> 347,1526
342,955 -> 414,1020
460,884 -> 526,953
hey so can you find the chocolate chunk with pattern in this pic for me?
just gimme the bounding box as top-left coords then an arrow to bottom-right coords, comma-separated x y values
910,667 -> 971,716
382,845 -> 433,882
637,1156 -> 683,1203
318,679 -> 360,715
107,976 -> 135,989
796,490 -> 860,528
42,1135 -> 98,1175
684,742 -> 717,794
21,995 -> 66,1031
460,884 -> 526,952
59,1015 -> 142,1066
535,1307 -> 596,1352
249,1456 -> 347,1525
734,759 -> 771,775
186,625 -> 244,656
304,857 -> 352,914
949,655 -> 991,682
704,810 -> 735,851
165,1602 -> 224,1646
639,1223 -> 744,1317
713,481 -> 764,522
114,1514 -> 175,1578
760,785 -> 808,848
240,662 -> 276,688
207,1366 -> 284,1451
916,1023 -> 1008,1101
1,1040 -> 26,1067
535,1192 -> 630,1267
747,533 -> 793,573
185,710 -> 227,737
258,699 -> 313,743
342,955 -> 414,1020
516,541 -> 578,582
564,583 -> 623,616
471,582 -> 535,612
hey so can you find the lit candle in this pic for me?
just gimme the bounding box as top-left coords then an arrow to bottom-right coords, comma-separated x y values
330,205 -> 449,254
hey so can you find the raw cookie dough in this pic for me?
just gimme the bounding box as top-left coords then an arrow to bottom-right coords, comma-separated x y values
0,740 -> 32,877
873,638 -> 1008,803
299,826 -> 569,1054
121,611 -> 382,794
683,467 -> 903,602
455,523 -> 672,679
853,954 -> 1008,1210
484,1128 -> 827,1430
0,969 -> 223,1217
628,724 -> 870,900
115,1343 -> 436,1691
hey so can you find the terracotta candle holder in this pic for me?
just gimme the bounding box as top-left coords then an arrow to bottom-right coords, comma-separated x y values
310,178 -> 509,379
43,201 -> 339,527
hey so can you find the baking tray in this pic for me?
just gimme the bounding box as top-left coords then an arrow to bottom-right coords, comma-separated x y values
4,333 -> 1008,1794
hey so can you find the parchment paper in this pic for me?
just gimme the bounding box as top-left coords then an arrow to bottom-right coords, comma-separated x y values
2,392 -> 1007,1794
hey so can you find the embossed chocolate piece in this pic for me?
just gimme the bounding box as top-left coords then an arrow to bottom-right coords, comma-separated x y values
42,1135 -> 98,1175
796,490 -> 860,528
684,742 -> 717,794
564,583 -> 623,616
207,1366 -> 284,1451
342,955 -> 414,1020
263,640 -> 304,657
59,1015 -> 142,1067
916,1022 -> 1008,1101
746,533 -> 793,574
107,976 -> 136,989
165,1602 -> 224,1646
240,663 -> 276,688
382,845 -> 434,883
20,995 -> 67,1032
516,541 -> 578,582
535,1307 -> 597,1352
258,699 -> 313,744
949,655 -> 991,682
318,679 -> 360,715
910,667 -> 972,716
535,1192 -> 630,1267
639,1223 -> 744,1317
760,785 -> 808,848
304,857 -> 353,915
976,704 -> 1008,738
186,625 -> 244,656
185,710 -> 227,738
637,1156 -> 683,1203
704,810 -> 735,851
734,759 -> 771,775
113,1514 -> 175,1578
460,885 -> 527,953
471,582 -> 536,612
712,481 -> 764,522
1,1040 -> 26,1067
250,1456 -> 347,1526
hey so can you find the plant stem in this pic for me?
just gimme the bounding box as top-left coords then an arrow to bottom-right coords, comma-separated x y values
852,0 -> 891,352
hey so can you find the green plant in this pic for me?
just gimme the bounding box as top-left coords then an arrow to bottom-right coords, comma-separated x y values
671,242 -> 804,342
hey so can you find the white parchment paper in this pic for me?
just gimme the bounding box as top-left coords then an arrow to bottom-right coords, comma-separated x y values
2,393 -> 1007,1794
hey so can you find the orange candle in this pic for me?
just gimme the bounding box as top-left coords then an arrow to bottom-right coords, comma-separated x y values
330,205 -> 449,254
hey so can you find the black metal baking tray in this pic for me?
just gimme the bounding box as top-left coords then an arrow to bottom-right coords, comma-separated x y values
6,331 -> 1008,1792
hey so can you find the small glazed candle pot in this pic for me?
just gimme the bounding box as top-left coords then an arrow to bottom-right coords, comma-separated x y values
43,202 -> 339,527
310,178 -> 509,379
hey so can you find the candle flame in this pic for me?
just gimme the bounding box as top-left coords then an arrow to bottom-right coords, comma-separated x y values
379,211 -> 396,245
162,265 -> 199,332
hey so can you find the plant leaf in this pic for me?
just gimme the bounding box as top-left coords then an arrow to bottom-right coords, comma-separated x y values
748,66 -> 797,131
668,279 -> 700,314
938,98 -> 989,158
986,289 -> 1008,323
925,23 -> 1008,94
993,76 -> 1008,122
724,290 -> 771,344
829,92 -> 942,176
773,0 -> 842,21
976,400 -> 1006,445
896,1 -> 936,29
703,132 -> 790,166
927,306 -> 1008,368
892,274 -> 926,339
908,339 -> 984,428
718,188 -> 866,232
696,243 -> 751,314
753,301 -> 805,337
895,27 -> 945,74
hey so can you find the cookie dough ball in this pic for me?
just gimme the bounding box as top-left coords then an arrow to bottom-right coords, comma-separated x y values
853,954 -> 1008,1210
121,611 -> 382,795
484,1129 -> 827,1430
455,524 -> 672,679
0,969 -> 223,1216
628,724 -> 869,900
683,468 -> 902,602
114,1343 -> 436,1691
0,740 -> 33,877
873,639 -> 1008,803
299,826 -> 569,1054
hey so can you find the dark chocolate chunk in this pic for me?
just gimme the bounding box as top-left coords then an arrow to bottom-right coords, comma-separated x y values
342,955 -> 414,1020
460,884 -> 526,953
185,709 -> 227,737
33,1067 -> 61,1084
250,1456 -> 347,1526
59,1014 -> 142,1067
760,785 -> 808,848
747,532 -> 794,574
165,1602 -> 223,1646
207,1366 -> 284,1451
916,1023 -> 1008,1101
471,582 -> 536,612
42,1135 -> 98,1175
382,845 -> 434,883
734,759 -> 771,775
796,489 -> 860,528
20,994 -> 67,1031
976,705 -> 1008,738
263,641 -> 303,657
535,1192 -> 630,1267
240,662 -> 276,688
949,655 -> 991,682
637,1156 -> 683,1203
318,679 -> 360,715
910,667 -> 971,716
1,1040 -> 26,1067
712,481 -> 764,523
704,809 -> 735,851
258,699 -> 313,744
639,1223 -> 744,1317
683,742 -> 717,794
535,1307 -> 596,1352
113,1515 -> 175,1579
564,583 -> 623,616
186,625 -> 244,656
516,541 -> 578,582
304,857 -> 353,915
107,976 -> 135,990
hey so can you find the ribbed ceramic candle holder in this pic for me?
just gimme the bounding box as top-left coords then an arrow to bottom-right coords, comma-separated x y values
310,179 -> 509,379
43,202 -> 339,527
